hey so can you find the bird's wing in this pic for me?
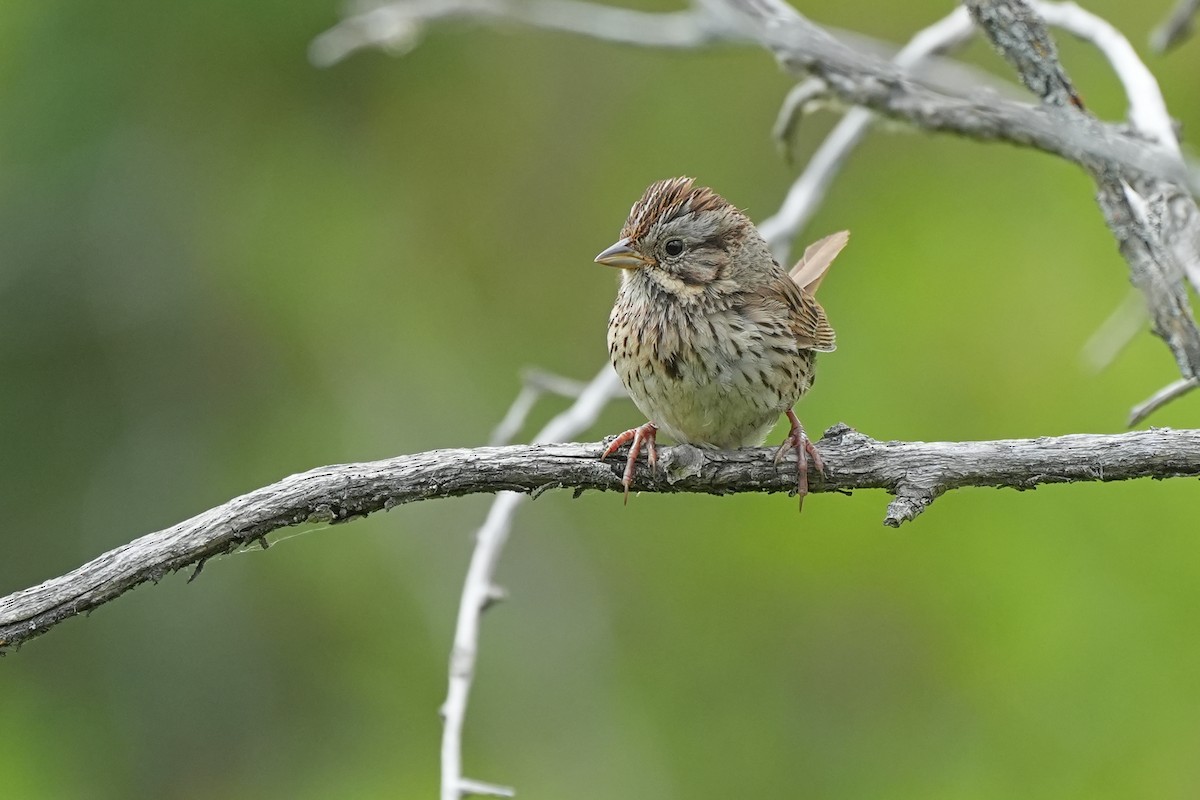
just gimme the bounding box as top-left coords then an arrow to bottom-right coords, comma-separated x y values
779,276 -> 837,352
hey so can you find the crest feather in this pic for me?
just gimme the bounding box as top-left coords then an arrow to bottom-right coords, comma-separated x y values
621,177 -> 729,242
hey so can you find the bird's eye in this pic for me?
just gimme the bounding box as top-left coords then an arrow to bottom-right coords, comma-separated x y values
664,239 -> 684,256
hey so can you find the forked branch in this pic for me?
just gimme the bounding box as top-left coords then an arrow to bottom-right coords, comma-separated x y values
965,0 -> 1200,422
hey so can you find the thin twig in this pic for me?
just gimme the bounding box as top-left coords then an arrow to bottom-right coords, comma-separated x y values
1129,378 -> 1200,425
456,778 -> 516,799
489,367 -> 626,446
4,425 -> 1200,653
1151,0 -> 1200,52
440,364 -> 621,800
759,7 -> 977,261
769,24 -> 1024,156
770,77 -> 828,158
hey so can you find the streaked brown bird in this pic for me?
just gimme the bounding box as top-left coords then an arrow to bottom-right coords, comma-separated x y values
595,177 -> 847,506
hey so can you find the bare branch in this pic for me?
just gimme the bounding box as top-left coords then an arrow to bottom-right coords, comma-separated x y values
824,26 -> 1025,97
455,778 -> 516,799
4,425 -> 1200,653
1033,2 -> 1179,153
442,364 -> 620,800
1031,0 -> 1200,377
489,367 -> 626,446
770,16 -> 1016,162
964,0 -> 1200,422
1129,378 -> 1200,426
1151,0 -> 1200,53
770,77 -> 829,156
1031,3 -> 1200,295
1113,180 -> 1200,419
760,7 -> 977,260
309,0 -> 729,67
719,0 -> 1192,187
316,0 -> 1193,189
965,0 -> 1085,108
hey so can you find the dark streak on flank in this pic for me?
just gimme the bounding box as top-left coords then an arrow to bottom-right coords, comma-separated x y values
663,353 -> 682,380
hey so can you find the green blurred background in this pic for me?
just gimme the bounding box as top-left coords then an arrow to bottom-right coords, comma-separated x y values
3,0 -> 1200,797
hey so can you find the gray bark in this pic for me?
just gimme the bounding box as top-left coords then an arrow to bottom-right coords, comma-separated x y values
3,424 -> 1199,653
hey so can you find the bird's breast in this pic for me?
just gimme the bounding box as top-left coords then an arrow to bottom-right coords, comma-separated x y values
607,288 -> 813,448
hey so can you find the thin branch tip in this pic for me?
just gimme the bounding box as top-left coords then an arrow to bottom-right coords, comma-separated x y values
1128,377 -> 1200,426
457,777 -> 516,798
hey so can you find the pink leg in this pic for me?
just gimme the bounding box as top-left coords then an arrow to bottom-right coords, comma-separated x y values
601,422 -> 659,504
773,410 -> 824,510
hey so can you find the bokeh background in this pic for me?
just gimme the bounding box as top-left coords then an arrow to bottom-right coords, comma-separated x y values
3,0 -> 1200,797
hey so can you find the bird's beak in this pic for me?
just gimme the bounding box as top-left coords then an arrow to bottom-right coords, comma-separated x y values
594,238 -> 648,269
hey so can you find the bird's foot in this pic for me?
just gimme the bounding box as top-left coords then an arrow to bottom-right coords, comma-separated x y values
601,422 -> 659,504
773,409 -> 824,510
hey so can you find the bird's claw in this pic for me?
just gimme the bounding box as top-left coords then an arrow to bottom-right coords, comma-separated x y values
775,410 -> 823,510
601,422 -> 658,503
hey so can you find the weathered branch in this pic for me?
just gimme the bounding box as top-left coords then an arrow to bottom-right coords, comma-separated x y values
964,0 -> 1200,420
965,0 -> 1084,108
722,0 -> 1193,189
4,425 -> 1199,653
316,0 -> 1192,190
